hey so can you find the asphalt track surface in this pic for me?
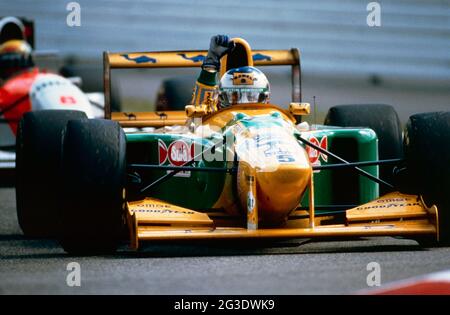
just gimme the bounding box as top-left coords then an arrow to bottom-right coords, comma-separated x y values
1,187 -> 450,295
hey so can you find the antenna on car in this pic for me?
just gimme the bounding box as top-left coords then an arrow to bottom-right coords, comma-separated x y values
313,95 -> 317,130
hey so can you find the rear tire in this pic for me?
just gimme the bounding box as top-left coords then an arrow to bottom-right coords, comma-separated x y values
324,104 -> 403,194
16,110 -> 87,237
58,119 -> 126,255
403,112 -> 450,244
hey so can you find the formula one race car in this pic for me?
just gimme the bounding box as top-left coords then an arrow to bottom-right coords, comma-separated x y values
0,17 -> 107,175
15,37 -> 450,254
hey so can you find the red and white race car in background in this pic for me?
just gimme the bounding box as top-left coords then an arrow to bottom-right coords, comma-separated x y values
0,17 -> 105,172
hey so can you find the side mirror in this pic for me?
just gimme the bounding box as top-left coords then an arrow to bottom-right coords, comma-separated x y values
289,102 -> 310,116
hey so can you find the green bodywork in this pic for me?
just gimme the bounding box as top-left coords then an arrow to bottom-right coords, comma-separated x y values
300,127 -> 378,207
126,110 -> 378,212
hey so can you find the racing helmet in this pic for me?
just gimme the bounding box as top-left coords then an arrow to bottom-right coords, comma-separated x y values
218,66 -> 270,108
0,39 -> 33,79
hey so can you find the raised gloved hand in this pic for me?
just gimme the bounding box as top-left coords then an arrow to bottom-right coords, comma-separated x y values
202,35 -> 235,71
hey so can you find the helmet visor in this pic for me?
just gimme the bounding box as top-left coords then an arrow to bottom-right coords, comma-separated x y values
219,87 -> 269,107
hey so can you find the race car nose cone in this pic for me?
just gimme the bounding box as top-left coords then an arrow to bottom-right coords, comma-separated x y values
256,163 -> 311,225
237,154 -> 312,227
233,119 -> 312,226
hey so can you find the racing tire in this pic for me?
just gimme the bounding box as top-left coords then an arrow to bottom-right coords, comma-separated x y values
403,112 -> 450,245
58,119 -> 126,255
16,110 -> 88,237
324,104 -> 403,194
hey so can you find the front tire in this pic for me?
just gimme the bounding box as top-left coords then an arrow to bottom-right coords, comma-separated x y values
16,110 -> 87,237
58,119 -> 126,255
403,112 -> 450,244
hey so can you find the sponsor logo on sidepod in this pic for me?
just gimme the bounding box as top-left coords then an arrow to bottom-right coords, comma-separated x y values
158,140 -> 194,177
306,136 -> 328,171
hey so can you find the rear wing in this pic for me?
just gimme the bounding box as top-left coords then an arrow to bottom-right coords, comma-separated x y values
103,47 -> 301,119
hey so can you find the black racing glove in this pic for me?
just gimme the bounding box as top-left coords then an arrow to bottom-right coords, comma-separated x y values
202,35 -> 235,71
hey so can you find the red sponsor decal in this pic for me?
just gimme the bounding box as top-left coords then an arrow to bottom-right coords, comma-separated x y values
306,136 -> 328,164
158,140 -> 195,177
158,140 -> 168,164
168,140 -> 193,166
60,95 -> 77,105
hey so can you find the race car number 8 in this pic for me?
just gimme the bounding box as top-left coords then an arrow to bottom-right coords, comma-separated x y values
60,96 -> 77,105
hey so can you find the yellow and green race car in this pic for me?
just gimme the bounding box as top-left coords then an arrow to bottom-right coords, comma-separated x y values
15,38 -> 450,255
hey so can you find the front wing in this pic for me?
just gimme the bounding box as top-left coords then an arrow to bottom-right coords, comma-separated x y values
126,192 -> 439,249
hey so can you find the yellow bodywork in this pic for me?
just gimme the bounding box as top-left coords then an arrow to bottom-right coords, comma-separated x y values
111,104 -> 298,128
107,49 -> 297,69
111,111 -> 187,127
127,191 -> 438,249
